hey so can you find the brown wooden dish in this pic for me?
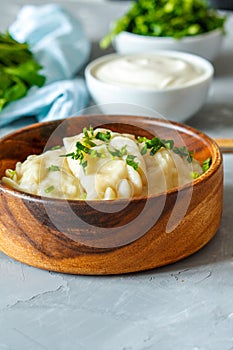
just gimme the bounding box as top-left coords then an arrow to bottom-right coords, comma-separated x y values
0,115 -> 223,274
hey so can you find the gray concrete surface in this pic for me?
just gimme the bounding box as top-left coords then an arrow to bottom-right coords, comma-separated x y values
0,2 -> 233,350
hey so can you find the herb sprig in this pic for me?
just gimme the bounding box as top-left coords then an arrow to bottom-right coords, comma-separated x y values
0,32 -> 46,110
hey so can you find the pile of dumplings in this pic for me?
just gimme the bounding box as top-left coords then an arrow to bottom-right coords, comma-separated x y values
2,128 -> 203,200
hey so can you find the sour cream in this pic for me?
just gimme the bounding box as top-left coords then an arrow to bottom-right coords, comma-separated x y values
93,54 -> 204,89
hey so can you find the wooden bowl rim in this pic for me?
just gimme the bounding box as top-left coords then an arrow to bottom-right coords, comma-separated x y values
0,115 -> 222,204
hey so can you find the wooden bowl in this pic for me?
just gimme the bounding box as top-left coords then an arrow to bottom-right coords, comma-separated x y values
0,115 -> 223,275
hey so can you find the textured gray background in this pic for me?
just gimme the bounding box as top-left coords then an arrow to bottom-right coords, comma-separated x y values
0,2 -> 233,350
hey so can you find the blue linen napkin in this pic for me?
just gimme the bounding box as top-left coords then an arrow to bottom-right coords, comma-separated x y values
0,4 -> 91,128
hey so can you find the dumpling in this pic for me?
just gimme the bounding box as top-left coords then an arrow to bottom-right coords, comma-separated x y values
3,148 -> 84,199
145,147 -> 203,195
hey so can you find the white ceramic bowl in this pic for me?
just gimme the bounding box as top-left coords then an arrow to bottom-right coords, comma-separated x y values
85,51 -> 214,122
113,29 -> 223,62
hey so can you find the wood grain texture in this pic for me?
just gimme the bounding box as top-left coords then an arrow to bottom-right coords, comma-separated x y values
0,115 -> 223,274
214,138 -> 233,153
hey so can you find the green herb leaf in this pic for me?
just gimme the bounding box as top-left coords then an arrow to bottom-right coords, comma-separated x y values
138,134 -> 193,162
82,126 -> 96,147
126,155 -> 139,171
173,146 -> 193,163
191,171 -> 200,179
81,192 -> 87,200
107,145 -> 127,158
202,157 -> 212,172
50,145 -> 62,151
100,0 -> 226,48
6,169 -> 16,179
140,144 -> 148,155
48,165 -> 60,172
161,139 -> 174,150
45,185 -> 55,194
0,31 -> 46,110
96,131 -> 112,142
137,136 -> 148,143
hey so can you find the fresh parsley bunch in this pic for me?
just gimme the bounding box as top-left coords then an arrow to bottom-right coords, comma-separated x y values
100,0 -> 226,48
0,32 -> 46,111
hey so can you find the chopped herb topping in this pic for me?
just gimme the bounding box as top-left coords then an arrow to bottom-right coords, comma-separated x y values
191,171 -> 200,179
96,131 -> 111,142
83,126 -> 94,139
61,128 -> 110,170
61,126 -> 202,173
107,145 -> 127,158
138,135 -> 192,162
82,126 -> 96,147
45,185 -> 55,193
48,165 -> 60,172
89,149 -> 106,159
81,192 -> 87,200
202,157 -> 212,172
61,141 -> 90,170
126,155 -> 139,171
50,145 -> 62,151
173,147 -> 193,163
6,169 -> 16,179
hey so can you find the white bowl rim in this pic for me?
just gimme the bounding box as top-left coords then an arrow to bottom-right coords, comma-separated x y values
115,28 -> 223,43
85,51 -> 214,92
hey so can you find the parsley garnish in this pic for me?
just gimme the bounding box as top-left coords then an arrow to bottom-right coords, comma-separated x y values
81,192 -> 87,200
6,169 -> 16,179
191,171 -> 200,179
82,126 -> 96,147
126,155 -> 138,171
61,127 -> 114,169
100,0 -> 226,49
48,165 -> 60,172
50,145 -> 62,151
138,135 -> 193,162
107,145 -> 127,158
173,146 -> 193,163
96,131 -> 111,142
89,149 -> 106,159
62,127 -> 197,173
45,185 -> 55,193
62,141 -> 90,170
202,157 -> 212,172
